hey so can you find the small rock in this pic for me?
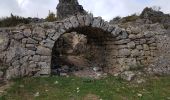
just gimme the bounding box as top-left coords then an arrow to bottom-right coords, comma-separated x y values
54,81 -> 59,84
136,79 -> 146,84
143,44 -> 149,51
119,49 -> 131,56
127,41 -> 136,49
77,87 -> 80,93
60,73 -> 68,76
19,84 -> 24,88
129,34 -> 136,39
120,71 -> 136,81
137,93 -> 142,97
114,73 -> 119,77
136,45 -> 143,50
93,67 -> 100,72
34,92 -> 39,97
131,49 -> 140,57
96,73 -> 101,77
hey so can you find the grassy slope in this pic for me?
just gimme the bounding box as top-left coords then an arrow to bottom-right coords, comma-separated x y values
0,76 -> 170,100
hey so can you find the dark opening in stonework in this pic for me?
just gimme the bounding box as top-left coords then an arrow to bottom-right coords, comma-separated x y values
51,27 -> 115,78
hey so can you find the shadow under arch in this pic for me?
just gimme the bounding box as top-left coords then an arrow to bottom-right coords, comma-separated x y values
51,26 -> 117,76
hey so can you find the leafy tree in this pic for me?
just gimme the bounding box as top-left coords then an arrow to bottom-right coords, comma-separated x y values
45,11 -> 57,22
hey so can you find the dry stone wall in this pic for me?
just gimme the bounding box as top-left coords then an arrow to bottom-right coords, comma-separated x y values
0,14 -> 168,79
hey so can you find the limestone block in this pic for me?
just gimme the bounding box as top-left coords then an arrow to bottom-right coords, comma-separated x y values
92,17 -> 102,28
140,39 -> 147,44
143,44 -> 149,51
77,15 -> 85,27
36,46 -> 51,56
118,58 -> 137,70
70,16 -> 79,28
27,50 -> 36,55
23,29 -> 32,37
20,56 -> 29,64
136,45 -> 143,50
131,27 -> 141,34
150,47 -> 157,50
144,51 -> 151,56
114,39 -> 130,45
22,38 -> 27,44
14,33 -> 24,40
112,27 -> 122,38
63,18 -> 73,30
118,45 -> 128,49
84,14 -> 93,26
131,49 -> 140,57
136,33 -> 144,38
27,38 -> 39,44
119,49 -> 131,56
6,47 -> 17,63
39,68 -> 50,75
127,41 -> 136,49
101,21 -> 109,31
32,55 -> 41,62
32,26 -> 46,39
40,39 -> 55,49
40,56 -> 51,62
20,63 -> 29,76
120,71 -> 136,81
12,60 -> 20,67
38,62 -> 49,68
149,43 -> 157,47
129,34 -> 136,39
147,37 -> 156,44
25,44 -> 35,48
29,64 -> 37,68
0,33 -> 9,52
6,66 -> 20,79
52,32 -> 61,41
144,31 -> 154,38
116,31 -> 128,39
107,25 -> 115,32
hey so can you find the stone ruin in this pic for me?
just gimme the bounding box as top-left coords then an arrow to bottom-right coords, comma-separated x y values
0,0 -> 170,80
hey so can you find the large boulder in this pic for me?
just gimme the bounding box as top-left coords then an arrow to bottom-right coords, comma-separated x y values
57,0 -> 86,20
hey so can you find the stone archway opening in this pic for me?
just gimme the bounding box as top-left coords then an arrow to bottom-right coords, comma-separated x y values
51,27 -> 117,78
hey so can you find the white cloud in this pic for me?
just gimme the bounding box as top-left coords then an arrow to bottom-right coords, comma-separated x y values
0,0 -> 170,21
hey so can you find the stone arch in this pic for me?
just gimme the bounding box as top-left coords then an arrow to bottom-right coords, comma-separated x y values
43,15 -> 127,76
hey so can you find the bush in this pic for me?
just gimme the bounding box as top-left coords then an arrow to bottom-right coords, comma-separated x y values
122,13 -> 139,23
45,11 -> 57,22
0,13 -> 30,27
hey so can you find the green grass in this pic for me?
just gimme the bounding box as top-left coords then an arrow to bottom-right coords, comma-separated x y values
0,76 -> 170,100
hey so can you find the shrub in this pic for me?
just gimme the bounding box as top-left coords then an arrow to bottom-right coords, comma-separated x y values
0,13 -> 30,27
45,11 -> 57,22
122,13 -> 139,23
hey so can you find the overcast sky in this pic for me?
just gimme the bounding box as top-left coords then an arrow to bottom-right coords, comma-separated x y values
0,0 -> 170,21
